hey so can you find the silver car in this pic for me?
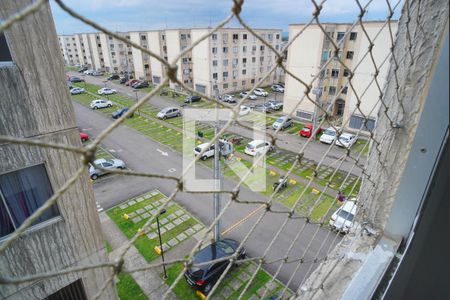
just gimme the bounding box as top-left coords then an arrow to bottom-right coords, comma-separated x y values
272,116 -> 293,130
157,107 -> 182,119
89,158 -> 126,180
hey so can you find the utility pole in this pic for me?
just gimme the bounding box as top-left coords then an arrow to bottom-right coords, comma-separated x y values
312,87 -> 321,140
213,104 -> 221,241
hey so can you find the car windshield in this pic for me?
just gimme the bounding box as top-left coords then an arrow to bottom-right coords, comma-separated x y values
276,117 -> 285,123
247,144 -> 255,149
104,159 -> 114,164
194,147 -> 202,152
337,210 -> 354,221
324,129 -> 336,136
216,241 -> 235,255
302,127 -> 311,131
340,137 -> 350,142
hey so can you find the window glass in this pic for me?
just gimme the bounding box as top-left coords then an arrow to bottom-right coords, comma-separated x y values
0,164 -> 58,238
0,33 -> 13,63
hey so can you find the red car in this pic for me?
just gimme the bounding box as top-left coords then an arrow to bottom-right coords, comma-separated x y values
299,123 -> 322,138
79,132 -> 89,142
126,79 -> 139,86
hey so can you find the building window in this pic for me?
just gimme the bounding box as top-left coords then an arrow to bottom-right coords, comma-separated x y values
212,60 -> 218,67
275,45 -> 279,50
223,59 -> 228,66
212,47 -> 217,54
223,83 -> 228,89
45,279 -> 87,300
243,34 -> 247,40
223,71 -> 228,79
252,57 -> 256,63
350,32 -> 357,41
242,80 -> 246,86
322,51 -> 329,61
260,45 -> 265,51
260,56 -> 264,63
0,164 -> 59,238
242,46 -> 247,53
346,51 -> 354,59
232,70 -> 238,78
111,52 -> 115,56
212,34 -> 217,40
349,114 -> 376,131
252,45 -> 256,52
341,86 -> 348,94
141,35 -> 146,41
343,69 -> 350,77
232,34 -> 239,41
232,58 -> 238,66
144,64 -> 149,69
183,69 -> 190,75
223,47 -> 228,53
232,82 -> 238,87
296,110 -> 313,121
331,69 -> 339,78
213,73 -> 218,80
180,34 -> 187,40
329,86 -> 337,95
242,58 -> 247,64
242,69 -> 246,75
251,79 -> 255,84
222,33 -> 228,42
233,46 -> 238,53
337,32 -> 345,41
268,34 -> 273,40
276,34 -> 280,39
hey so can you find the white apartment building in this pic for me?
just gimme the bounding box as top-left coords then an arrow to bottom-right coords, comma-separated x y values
191,28 -> 283,96
58,35 -> 81,66
284,21 -> 398,132
166,29 -> 194,89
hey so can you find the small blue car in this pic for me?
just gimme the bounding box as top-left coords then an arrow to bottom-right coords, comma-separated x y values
112,107 -> 133,119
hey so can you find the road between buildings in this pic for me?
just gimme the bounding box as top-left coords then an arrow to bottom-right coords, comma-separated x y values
69,71 -> 365,177
73,100 -> 341,290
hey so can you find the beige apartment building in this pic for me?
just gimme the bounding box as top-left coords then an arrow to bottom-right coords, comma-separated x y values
59,27 -> 282,94
284,21 -> 398,132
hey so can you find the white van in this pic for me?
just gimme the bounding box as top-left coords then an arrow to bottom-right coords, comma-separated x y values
194,143 -> 215,160
244,140 -> 274,156
319,127 -> 341,144
329,200 -> 357,233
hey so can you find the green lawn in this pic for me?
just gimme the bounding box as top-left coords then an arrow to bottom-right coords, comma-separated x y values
116,272 -> 148,300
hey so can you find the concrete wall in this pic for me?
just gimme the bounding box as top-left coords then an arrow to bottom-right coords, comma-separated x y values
191,29 -> 211,95
165,29 -> 182,89
148,31 -> 164,83
0,1 -> 116,299
129,32 -> 146,80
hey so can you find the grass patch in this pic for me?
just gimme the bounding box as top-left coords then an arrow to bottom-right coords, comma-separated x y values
105,242 -> 113,253
352,138 -> 370,155
116,272 -> 148,300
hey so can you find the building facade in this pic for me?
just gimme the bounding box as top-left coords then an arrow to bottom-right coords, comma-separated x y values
284,21 -> 397,132
0,1 -> 116,299
58,27 -> 283,95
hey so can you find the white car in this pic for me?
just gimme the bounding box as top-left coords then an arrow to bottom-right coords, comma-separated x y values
90,99 -> 113,109
319,127 -> 341,144
253,88 -> 268,97
239,91 -> 257,100
239,105 -> 251,116
98,87 -> 117,95
194,143 -> 216,160
271,84 -> 285,93
272,116 -> 293,130
335,133 -> 358,148
329,200 -> 357,233
84,69 -> 94,75
222,94 -> 237,103
244,140 -> 274,156
70,87 -> 85,95
89,158 -> 126,180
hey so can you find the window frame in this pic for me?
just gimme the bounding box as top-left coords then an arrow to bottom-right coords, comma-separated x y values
0,32 -> 13,65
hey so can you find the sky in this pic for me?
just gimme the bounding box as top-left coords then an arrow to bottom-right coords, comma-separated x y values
50,0 -> 402,35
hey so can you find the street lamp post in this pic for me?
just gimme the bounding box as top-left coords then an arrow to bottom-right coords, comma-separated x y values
156,208 -> 168,280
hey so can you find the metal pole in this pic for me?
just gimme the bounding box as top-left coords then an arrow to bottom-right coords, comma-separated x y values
156,214 -> 168,279
213,105 -> 221,241
312,88 -> 321,140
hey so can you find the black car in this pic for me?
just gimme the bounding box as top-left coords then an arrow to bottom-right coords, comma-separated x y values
132,81 -> 149,89
119,76 -> 128,84
112,107 -> 133,119
184,95 -> 201,103
77,67 -> 88,73
69,76 -> 84,83
107,74 -> 120,80
184,239 -> 246,294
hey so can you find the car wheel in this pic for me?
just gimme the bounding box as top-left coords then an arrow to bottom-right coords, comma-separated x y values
93,106 -> 98,110
177,113 -> 181,117
108,104 -> 112,108
163,116 -> 167,120
81,138 -> 86,142
203,283 -> 212,294
91,174 -> 98,180
201,156 -> 207,161
117,166 -> 124,170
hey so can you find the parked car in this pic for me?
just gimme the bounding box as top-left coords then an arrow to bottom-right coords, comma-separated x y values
90,99 -> 113,109
91,70 -> 103,76
244,140 -> 274,156
272,116 -> 293,130
271,84 -> 284,93
70,87 -> 85,95
126,79 -> 140,86
89,158 -> 126,180
222,94 -> 237,103
329,200 -> 357,233
119,76 -> 128,84
319,127 -> 341,144
267,100 -> 283,110
185,95 -> 201,103
107,74 -> 120,80
112,107 -> 133,119
194,143 -> 216,160
79,132 -> 89,142
97,87 -> 117,95
239,105 -> 251,116
157,107 -> 181,119
335,133 -> 358,148
184,239 -> 246,294
299,123 -> 322,138
77,67 -> 88,73
276,82 -> 285,88
133,81 -> 150,89
239,91 -> 257,100
83,69 -> 94,75
68,76 -> 84,83
251,103 -> 273,113
253,88 -> 268,97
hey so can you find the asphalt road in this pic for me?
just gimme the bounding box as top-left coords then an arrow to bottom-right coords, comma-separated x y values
70,72 -> 365,176
73,101 -> 341,291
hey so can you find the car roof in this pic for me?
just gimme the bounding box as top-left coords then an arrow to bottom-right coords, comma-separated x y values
340,133 -> 355,138
192,239 -> 238,268
248,139 -> 266,145
161,107 -> 176,111
196,143 -> 213,149
341,201 -> 357,213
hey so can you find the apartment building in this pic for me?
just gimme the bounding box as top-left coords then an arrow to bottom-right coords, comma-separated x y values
284,21 -> 397,132
166,29 -> 194,89
0,1 -> 115,299
58,35 -> 81,66
191,28 -> 283,96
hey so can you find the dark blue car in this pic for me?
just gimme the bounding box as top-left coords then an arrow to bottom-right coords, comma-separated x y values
112,107 -> 133,119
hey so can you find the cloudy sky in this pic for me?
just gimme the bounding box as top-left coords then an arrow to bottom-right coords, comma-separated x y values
50,0 -> 402,35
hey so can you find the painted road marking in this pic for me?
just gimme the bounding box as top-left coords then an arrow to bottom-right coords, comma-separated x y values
109,149 -> 116,153
157,149 -> 168,156
96,202 -> 104,212
221,204 -> 265,236
168,168 -> 176,173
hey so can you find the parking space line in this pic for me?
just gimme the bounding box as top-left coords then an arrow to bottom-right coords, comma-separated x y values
221,204 -> 265,236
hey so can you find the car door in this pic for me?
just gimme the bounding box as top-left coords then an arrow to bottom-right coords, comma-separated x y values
206,261 -> 228,284
101,162 -> 113,175
285,118 -> 292,128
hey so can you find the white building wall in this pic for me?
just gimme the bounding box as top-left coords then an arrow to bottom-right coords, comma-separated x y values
99,33 -> 112,72
130,31 -> 145,79
148,31 -> 164,84
165,29 -> 183,89
191,29 -> 211,95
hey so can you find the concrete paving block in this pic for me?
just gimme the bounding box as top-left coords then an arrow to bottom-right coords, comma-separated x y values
221,287 -> 233,298
240,272 -> 251,282
151,191 -> 159,196
167,214 -> 176,220
144,194 -> 152,199
248,295 -> 259,300
147,232 -> 157,240
256,287 -> 266,297
247,263 -> 258,274
128,212 -> 137,218
166,223 -> 175,231
132,216 -> 142,223
136,197 -> 145,202
160,218 -> 169,225
193,224 -> 202,231
144,205 -> 153,210
159,227 -> 166,234
168,238 -> 178,247
265,281 -> 277,291
150,209 -> 157,215
180,215 -> 190,221
136,208 -> 145,214
175,210 -> 184,216
230,278 -> 243,291
186,228 -> 195,236
119,204 -> 128,210
141,213 -> 150,219
161,243 -> 169,251
173,218 -> 182,226
127,200 -> 136,206
150,223 -> 158,229
176,232 -> 187,241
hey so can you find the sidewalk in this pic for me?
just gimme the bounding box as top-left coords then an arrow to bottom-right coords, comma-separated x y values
100,212 -> 179,300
